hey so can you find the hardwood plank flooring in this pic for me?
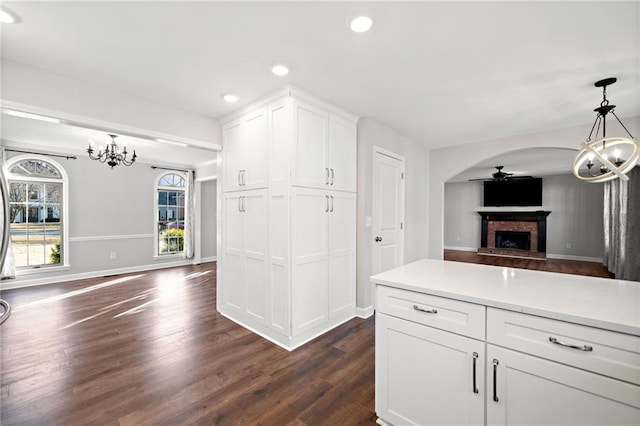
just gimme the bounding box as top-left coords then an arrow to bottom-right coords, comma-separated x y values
0,263 -> 376,425
444,249 -> 615,278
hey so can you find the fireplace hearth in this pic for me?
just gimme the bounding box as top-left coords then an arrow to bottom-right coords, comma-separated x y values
477,211 -> 551,259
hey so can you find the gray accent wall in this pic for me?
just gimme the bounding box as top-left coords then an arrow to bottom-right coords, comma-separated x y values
444,174 -> 604,259
200,179 -> 217,259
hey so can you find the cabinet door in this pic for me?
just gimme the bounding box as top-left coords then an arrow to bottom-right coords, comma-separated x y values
243,190 -> 269,325
328,191 -> 356,319
222,121 -> 243,192
328,115 -> 357,192
221,193 -> 245,313
242,109 -> 269,190
291,100 -> 329,190
486,345 -> 640,426
376,313 -> 485,426
291,187 -> 329,335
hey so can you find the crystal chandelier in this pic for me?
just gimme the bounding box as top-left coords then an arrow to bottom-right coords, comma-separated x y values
572,78 -> 638,183
87,134 -> 137,168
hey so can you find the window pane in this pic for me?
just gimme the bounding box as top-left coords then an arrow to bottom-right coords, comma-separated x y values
158,191 -> 168,205
168,192 -> 177,206
158,207 -> 167,222
177,193 -> 185,207
9,160 -> 61,179
28,183 -> 44,203
9,182 -> 26,203
178,207 -> 185,221
167,207 -> 177,220
46,183 -> 62,204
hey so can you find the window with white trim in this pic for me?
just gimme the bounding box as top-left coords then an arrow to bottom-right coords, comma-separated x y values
6,157 -> 67,269
156,173 -> 186,256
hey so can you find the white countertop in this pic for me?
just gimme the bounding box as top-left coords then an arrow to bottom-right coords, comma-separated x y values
371,259 -> 640,336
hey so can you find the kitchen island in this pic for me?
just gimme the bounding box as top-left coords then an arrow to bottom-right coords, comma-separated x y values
371,259 -> 640,425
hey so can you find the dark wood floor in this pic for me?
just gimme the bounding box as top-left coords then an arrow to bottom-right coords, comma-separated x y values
444,249 -> 615,279
0,263 -> 376,425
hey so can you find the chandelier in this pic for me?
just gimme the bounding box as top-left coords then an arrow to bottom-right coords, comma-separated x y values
572,77 -> 638,183
87,134 -> 137,168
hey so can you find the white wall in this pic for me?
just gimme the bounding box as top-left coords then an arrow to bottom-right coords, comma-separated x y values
356,117 -> 429,312
429,116 -> 640,259
1,60 -> 221,149
444,175 -> 604,260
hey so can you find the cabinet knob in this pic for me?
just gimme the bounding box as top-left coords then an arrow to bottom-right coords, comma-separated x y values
375,236 -> 382,242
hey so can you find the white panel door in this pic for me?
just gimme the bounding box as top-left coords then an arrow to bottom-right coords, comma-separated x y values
222,193 -> 245,313
372,150 -> 404,275
328,115 -> 357,192
328,191 -> 356,318
243,190 -> 268,325
487,345 -> 640,426
222,121 -> 243,192
242,109 -> 268,190
292,101 -> 329,190
376,313 -> 485,426
291,187 -> 329,335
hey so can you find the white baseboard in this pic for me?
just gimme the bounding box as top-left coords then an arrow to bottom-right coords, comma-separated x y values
200,256 -> 217,263
547,253 -> 603,263
0,259 -> 214,291
443,246 -> 477,252
356,305 -> 374,319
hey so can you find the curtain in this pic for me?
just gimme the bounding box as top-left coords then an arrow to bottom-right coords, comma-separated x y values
183,170 -> 196,259
603,166 -> 640,281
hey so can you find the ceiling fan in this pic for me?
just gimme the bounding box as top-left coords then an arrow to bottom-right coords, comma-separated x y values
469,166 -> 534,182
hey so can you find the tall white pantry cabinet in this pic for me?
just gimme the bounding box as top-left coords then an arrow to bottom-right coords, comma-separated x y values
218,86 -> 358,350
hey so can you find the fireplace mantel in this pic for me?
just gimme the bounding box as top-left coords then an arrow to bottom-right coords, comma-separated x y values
477,210 -> 551,257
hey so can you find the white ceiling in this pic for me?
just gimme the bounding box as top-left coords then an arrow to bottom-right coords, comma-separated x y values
1,1 -> 639,169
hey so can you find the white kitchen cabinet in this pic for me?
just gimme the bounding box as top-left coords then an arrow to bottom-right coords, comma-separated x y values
222,108 -> 268,192
291,99 -> 357,192
291,188 -> 356,336
219,86 -> 358,350
376,312 -> 485,426
486,345 -> 640,426
221,190 -> 268,325
371,259 -> 640,426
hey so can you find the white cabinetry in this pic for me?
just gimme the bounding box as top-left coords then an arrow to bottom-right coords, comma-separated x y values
373,260 -> 640,426
291,100 -> 357,192
221,190 -> 268,324
219,86 -> 358,350
222,108 -> 268,192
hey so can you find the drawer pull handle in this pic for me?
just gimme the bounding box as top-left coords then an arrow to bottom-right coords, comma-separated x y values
472,352 -> 479,394
548,337 -> 593,352
492,359 -> 499,402
412,305 -> 437,314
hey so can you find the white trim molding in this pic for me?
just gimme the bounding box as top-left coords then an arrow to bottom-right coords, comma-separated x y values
443,245 -> 478,252
69,234 -> 154,242
547,253 -> 603,263
356,305 -> 375,319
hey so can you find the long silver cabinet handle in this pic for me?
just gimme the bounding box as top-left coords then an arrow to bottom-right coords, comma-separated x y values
472,352 -> 479,394
238,197 -> 242,212
492,359 -> 499,402
325,195 -> 329,212
325,167 -> 330,185
241,169 -> 246,186
412,304 -> 437,314
330,195 -> 334,212
548,337 -> 593,352
238,170 -> 242,186
330,168 -> 334,185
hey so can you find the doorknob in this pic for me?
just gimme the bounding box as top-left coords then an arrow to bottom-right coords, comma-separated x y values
375,236 -> 382,242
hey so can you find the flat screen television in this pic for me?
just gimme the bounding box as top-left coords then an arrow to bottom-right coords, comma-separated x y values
483,178 -> 543,207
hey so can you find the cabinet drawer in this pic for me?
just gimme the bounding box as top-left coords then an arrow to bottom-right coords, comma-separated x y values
377,285 -> 485,340
487,308 -> 640,385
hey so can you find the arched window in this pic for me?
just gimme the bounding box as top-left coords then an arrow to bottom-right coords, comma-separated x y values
5,156 -> 68,269
155,173 -> 186,256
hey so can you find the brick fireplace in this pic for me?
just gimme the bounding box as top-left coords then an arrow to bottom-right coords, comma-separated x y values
477,211 -> 551,259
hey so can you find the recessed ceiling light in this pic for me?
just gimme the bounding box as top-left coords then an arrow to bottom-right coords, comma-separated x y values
0,6 -> 20,24
350,16 -> 372,33
271,64 -> 289,76
222,93 -> 239,103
